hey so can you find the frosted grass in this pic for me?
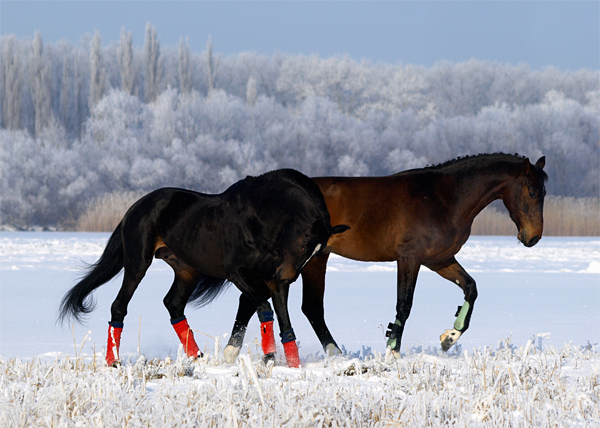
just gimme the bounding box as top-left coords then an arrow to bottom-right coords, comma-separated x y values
1,339 -> 598,427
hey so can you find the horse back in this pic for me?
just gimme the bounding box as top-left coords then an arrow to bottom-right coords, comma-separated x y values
313,174 -> 462,262
121,187 -> 228,277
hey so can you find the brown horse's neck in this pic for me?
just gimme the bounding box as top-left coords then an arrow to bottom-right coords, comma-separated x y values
444,159 -> 522,224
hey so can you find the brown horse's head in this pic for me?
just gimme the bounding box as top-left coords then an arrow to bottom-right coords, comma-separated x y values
502,156 -> 547,247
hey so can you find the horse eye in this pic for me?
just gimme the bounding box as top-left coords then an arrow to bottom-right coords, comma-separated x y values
301,245 -> 306,252
529,191 -> 537,199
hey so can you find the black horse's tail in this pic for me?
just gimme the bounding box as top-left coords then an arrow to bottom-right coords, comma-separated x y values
187,275 -> 231,308
58,223 -> 125,323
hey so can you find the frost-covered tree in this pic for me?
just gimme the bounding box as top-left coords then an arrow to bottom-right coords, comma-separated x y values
177,37 -> 192,95
117,28 -> 136,95
144,23 -> 161,102
1,31 -> 599,228
246,76 -> 257,106
30,31 -> 51,137
206,36 -> 215,96
1,35 -> 22,130
73,50 -> 87,137
60,57 -> 70,129
88,31 -> 105,112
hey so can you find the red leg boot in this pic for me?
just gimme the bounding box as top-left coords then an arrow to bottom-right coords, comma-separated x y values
261,320 -> 276,356
171,317 -> 202,358
282,340 -> 301,368
106,322 -> 123,367
257,306 -> 276,363
281,329 -> 301,368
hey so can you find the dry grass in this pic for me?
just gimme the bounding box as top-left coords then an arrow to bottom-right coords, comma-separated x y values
75,191 -> 144,232
472,196 -> 599,236
1,342 -> 599,427
77,191 -> 599,236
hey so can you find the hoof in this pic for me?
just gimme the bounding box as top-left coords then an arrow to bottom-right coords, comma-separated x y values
325,343 -> 342,357
224,345 -> 240,364
384,347 -> 401,362
107,360 -> 120,368
440,328 -> 462,352
262,352 -> 276,365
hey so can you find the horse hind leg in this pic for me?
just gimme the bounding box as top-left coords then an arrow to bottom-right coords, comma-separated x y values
300,253 -> 341,356
434,259 -> 478,352
106,260 -> 153,367
159,248 -> 203,359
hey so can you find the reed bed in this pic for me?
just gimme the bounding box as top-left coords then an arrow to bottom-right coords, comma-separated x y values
77,191 -> 599,236
472,196 -> 599,236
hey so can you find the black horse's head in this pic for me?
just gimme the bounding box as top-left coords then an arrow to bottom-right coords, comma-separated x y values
274,219 -> 349,283
502,156 -> 547,247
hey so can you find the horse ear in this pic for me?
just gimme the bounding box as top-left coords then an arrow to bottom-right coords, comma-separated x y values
535,156 -> 545,170
523,158 -> 532,174
331,224 -> 350,235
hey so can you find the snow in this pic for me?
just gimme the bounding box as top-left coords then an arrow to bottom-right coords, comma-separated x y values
1,232 -> 599,426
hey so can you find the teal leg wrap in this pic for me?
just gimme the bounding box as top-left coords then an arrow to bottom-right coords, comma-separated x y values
386,319 -> 402,349
453,301 -> 470,331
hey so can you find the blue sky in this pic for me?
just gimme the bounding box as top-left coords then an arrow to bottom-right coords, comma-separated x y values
1,1 -> 598,70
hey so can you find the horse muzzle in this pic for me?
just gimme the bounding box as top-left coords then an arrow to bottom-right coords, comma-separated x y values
518,230 -> 541,247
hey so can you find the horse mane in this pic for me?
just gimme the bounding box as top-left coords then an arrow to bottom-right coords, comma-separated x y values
417,152 -> 548,183
426,153 -> 527,170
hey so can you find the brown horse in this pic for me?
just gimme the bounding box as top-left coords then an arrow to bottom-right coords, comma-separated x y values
224,153 -> 547,361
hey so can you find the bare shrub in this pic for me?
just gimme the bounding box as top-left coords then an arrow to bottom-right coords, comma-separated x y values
472,196 -> 599,236
76,191 -> 144,232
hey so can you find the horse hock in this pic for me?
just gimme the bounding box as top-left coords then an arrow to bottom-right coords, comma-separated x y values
106,322 -> 123,367
440,301 -> 470,351
171,317 -> 203,358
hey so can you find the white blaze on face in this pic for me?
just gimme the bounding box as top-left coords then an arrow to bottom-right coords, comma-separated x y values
300,243 -> 322,270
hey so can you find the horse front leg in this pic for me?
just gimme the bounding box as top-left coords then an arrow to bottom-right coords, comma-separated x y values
268,280 -> 301,368
386,257 -> 420,358
228,275 -> 278,364
223,293 -> 256,363
300,253 -> 341,356
434,258 -> 478,352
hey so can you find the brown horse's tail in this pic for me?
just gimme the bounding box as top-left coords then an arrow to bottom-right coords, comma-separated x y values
58,223 -> 124,324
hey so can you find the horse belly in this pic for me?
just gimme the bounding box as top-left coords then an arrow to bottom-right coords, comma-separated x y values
157,235 -> 228,278
320,182 -> 405,262
326,223 -> 399,262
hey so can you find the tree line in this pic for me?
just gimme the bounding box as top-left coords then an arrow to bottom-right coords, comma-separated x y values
0,25 -> 598,228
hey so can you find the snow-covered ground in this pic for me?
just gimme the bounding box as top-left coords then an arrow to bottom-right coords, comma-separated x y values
1,232 -> 599,426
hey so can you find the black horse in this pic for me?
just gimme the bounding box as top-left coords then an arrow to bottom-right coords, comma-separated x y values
223,154 -> 547,361
59,169 -> 349,367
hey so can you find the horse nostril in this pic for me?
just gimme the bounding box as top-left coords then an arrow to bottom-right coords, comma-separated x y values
527,236 -> 539,247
